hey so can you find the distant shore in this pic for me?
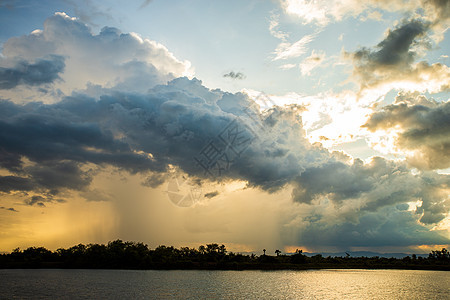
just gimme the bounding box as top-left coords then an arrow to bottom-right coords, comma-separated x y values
1,241 -> 448,271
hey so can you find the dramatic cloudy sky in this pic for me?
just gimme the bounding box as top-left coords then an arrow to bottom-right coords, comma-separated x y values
0,0 -> 448,254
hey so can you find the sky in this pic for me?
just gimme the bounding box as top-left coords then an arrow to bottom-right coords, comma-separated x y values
0,0 -> 449,254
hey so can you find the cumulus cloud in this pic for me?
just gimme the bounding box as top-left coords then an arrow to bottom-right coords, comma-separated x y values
223,71 -> 246,80
0,55 -> 65,89
346,19 -> 449,93
0,12 -> 192,102
364,92 -> 450,170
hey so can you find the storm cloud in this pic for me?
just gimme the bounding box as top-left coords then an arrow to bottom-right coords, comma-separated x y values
296,205 -> 450,248
0,55 -> 65,89
0,77 -> 323,195
0,77 -> 448,229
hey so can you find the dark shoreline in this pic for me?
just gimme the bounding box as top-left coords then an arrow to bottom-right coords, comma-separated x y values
2,240 -> 448,271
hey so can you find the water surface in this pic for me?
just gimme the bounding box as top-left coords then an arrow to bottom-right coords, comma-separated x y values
0,269 -> 448,299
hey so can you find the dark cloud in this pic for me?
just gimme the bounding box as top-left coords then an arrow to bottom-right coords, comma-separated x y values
368,20 -> 428,65
0,206 -> 18,212
423,0 -> 450,21
292,160 -> 373,203
0,78 -> 249,199
295,206 -> 449,248
139,0 -> 153,9
347,19 -> 448,92
364,93 -> 450,169
0,147 -> 22,172
0,98 -> 164,172
350,19 -> 428,84
0,55 -> 65,89
0,77 -> 319,196
27,161 -> 92,191
24,194 -> 66,207
223,71 -> 246,80
204,191 -> 219,198
0,77 -> 447,232
291,155 -> 449,224
26,195 -> 47,206
0,176 -> 35,193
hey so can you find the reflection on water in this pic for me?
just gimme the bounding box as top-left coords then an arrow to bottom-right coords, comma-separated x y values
0,269 -> 448,299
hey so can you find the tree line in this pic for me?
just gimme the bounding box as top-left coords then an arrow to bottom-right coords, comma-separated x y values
0,240 -> 448,270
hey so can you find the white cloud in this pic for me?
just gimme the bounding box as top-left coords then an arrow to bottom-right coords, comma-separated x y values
269,13 -> 289,41
299,50 -> 326,75
279,63 -> 297,70
272,34 -> 315,61
360,10 -> 383,21
282,0 -> 330,25
0,12 -> 193,103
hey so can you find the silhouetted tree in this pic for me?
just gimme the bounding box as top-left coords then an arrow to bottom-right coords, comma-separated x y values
206,243 -> 219,254
1,242 -> 448,271
291,250 -> 307,264
429,248 -> 449,261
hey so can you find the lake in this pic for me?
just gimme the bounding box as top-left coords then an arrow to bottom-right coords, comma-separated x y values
0,269 -> 448,299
